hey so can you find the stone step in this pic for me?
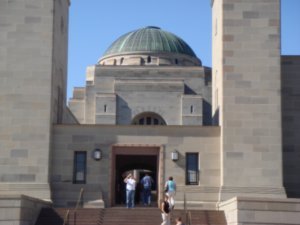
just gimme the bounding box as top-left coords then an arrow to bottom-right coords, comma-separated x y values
35,208 -> 102,225
101,208 -> 227,225
35,207 -> 227,225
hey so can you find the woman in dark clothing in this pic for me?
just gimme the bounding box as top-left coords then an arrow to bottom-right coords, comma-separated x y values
160,195 -> 170,225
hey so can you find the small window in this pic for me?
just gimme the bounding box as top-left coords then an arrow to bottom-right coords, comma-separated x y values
57,86 -> 63,124
120,58 -> 124,65
190,105 -> 194,114
113,59 -> 117,65
215,18 -> 218,36
175,59 -> 178,65
186,153 -> 199,185
215,89 -> 218,108
104,104 -> 107,113
73,151 -> 87,184
147,56 -> 151,63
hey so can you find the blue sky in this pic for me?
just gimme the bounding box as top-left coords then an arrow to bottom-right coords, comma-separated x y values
67,0 -> 300,99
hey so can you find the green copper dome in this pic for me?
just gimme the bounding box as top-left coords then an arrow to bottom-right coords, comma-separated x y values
102,26 -> 197,58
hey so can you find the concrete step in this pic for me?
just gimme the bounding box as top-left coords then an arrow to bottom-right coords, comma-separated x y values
35,207 -> 227,225
101,207 -> 227,225
35,208 -> 102,225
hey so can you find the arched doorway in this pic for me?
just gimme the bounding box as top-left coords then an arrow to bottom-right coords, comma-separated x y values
110,146 -> 162,207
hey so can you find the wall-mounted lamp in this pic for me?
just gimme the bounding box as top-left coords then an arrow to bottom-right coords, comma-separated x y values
171,150 -> 179,161
93,148 -> 102,160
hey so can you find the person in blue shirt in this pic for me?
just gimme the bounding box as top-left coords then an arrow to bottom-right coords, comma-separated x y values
165,176 -> 176,209
140,173 -> 153,206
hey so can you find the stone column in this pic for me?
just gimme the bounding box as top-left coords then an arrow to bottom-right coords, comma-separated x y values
0,0 -> 69,200
212,0 -> 286,200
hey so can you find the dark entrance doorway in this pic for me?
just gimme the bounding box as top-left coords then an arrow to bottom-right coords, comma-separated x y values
115,155 -> 157,205
111,146 -> 160,207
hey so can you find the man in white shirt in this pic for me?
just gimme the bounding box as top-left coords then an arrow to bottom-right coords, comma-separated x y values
124,173 -> 136,208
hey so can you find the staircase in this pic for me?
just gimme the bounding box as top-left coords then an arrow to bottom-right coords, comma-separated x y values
101,207 -> 160,225
35,208 -> 102,225
172,209 -> 227,225
101,207 -> 227,225
35,207 -> 227,225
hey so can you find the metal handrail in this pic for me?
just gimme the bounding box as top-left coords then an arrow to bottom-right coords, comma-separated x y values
62,188 -> 84,225
184,192 -> 187,222
75,188 -> 84,210
187,211 -> 192,225
183,192 -> 192,225
62,209 -> 70,225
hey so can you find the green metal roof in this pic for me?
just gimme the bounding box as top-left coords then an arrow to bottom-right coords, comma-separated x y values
102,26 -> 197,58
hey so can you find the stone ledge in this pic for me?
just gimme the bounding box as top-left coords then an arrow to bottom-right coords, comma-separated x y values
218,197 -> 300,225
0,183 -> 51,200
0,194 -> 51,205
219,196 -> 300,208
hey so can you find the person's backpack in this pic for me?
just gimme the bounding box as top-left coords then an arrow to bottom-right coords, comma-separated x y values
143,177 -> 151,188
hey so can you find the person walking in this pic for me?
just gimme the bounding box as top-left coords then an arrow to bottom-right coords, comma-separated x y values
124,173 -> 136,208
161,195 -> 171,225
175,217 -> 185,225
165,176 -> 176,209
140,173 -> 153,206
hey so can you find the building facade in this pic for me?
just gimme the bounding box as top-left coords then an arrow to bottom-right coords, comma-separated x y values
58,26 -> 216,208
1,0 -> 300,224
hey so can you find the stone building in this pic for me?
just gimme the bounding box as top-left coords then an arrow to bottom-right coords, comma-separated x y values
1,0 -> 300,225
62,26 -> 215,208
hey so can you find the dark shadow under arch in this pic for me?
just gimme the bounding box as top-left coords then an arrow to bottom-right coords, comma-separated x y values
132,112 -> 166,125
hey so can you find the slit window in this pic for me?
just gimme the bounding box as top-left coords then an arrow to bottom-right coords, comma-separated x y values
104,104 -> 107,113
190,105 -> 194,114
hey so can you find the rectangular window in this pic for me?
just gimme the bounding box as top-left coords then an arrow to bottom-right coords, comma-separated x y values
73,151 -> 87,184
186,153 -> 199,185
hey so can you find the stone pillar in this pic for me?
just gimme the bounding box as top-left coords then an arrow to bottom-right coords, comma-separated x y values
0,0 -> 69,200
212,0 -> 286,200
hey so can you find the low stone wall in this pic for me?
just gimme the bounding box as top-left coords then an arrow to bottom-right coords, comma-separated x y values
218,196 -> 300,225
0,195 -> 51,225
